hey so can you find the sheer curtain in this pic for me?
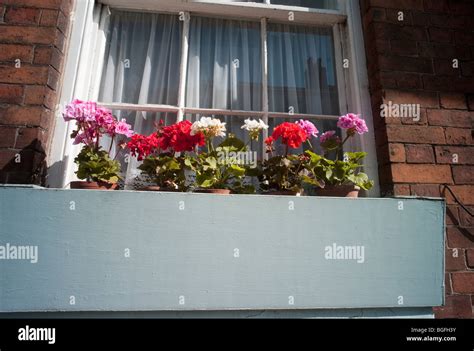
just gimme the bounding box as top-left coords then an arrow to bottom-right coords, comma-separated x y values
99,11 -> 182,186
267,23 -> 339,154
186,16 -> 262,145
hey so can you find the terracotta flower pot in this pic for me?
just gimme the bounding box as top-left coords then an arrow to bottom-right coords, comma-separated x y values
263,190 -> 303,196
314,185 -> 360,197
141,186 -> 182,192
70,181 -> 119,190
194,188 -> 231,195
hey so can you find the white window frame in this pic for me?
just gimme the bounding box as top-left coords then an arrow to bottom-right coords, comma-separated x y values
49,0 -> 380,197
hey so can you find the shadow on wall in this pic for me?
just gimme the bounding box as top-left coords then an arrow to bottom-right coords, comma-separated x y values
0,140 -> 66,187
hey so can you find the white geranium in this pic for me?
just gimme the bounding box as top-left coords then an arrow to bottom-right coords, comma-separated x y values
241,118 -> 268,141
191,117 -> 226,138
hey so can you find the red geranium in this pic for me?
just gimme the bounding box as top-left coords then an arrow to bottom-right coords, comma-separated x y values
267,122 -> 307,149
127,133 -> 160,161
158,120 -> 205,152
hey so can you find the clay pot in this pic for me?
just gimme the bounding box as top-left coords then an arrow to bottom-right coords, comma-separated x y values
141,186 -> 182,192
70,181 -> 119,190
314,185 -> 360,197
263,190 -> 303,196
194,188 -> 231,195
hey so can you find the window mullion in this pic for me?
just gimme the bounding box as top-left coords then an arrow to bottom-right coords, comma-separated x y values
177,12 -> 190,121
261,16 -> 269,159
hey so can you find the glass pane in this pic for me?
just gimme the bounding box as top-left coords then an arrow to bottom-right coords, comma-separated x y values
268,117 -> 339,156
267,23 -> 339,115
99,11 -> 182,105
271,0 -> 338,10
186,17 -> 262,111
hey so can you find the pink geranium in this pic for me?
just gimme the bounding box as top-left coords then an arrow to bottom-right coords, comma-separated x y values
337,113 -> 368,135
295,119 -> 319,138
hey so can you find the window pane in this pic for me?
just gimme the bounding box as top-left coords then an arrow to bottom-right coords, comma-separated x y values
267,23 -> 339,115
271,0 -> 338,10
186,17 -> 262,111
268,117 -> 339,155
99,11 -> 182,105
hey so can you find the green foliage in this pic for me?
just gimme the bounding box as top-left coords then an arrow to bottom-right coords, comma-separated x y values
139,153 -> 188,191
185,137 -> 255,193
258,155 -> 311,193
302,151 -> 374,190
74,146 -> 121,183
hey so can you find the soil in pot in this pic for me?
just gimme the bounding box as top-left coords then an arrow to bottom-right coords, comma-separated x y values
70,181 -> 119,190
314,185 -> 360,197
194,188 -> 231,195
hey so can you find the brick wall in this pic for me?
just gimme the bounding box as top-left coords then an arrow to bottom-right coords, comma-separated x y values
360,0 -> 474,318
0,0 -> 73,184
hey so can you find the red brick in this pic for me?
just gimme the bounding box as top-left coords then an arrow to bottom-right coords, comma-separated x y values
452,273 -> 474,293
452,166 -> 474,184
434,58 -> 458,76
378,55 -> 432,73
423,75 -> 455,92
440,93 -> 467,110
411,184 -> 441,197
0,26 -> 57,45
424,0 -> 450,13
0,105 -> 46,126
435,146 -> 474,164
0,65 -> 49,84
0,44 -> 34,63
384,89 -> 439,108
386,125 -> 445,144
389,143 -> 406,162
445,273 -> 452,295
434,295 -> 472,319
4,7 -> 40,25
446,205 -> 459,225
427,109 -> 473,127
429,27 -> 453,43
467,249 -> 474,268
393,184 -> 410,196
1,0 -> 61,9
0,84 -> 23,103
47,66 -> 60,90
445,127 -> 472,145
39,9 -> 58,26
24,85 -> 46,105
448,0 -> 474,14
57,10 -> 68,34
459,206 -> 474,227
0,126 -> 17,148
370,0 -> 424,11
391,164 -> 453,183
15,127 -> 46,150
461,61 -> 474,77
454,30 -> 474,46
405,144 -> 435,163
446,185 -> 474,205
446,248 -> 467,271
468,94 -> 474,111
411,11 -> 430,26
0,149 -> 37,171
395,73 -> 422,89
390,39 -> 418,56
447,226 -> 474,248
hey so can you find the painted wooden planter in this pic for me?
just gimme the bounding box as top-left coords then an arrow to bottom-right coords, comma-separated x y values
0,185 -> 444,316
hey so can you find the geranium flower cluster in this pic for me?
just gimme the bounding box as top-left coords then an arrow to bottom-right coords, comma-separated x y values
158,120 -> 206,152
128,120 -> 206,160
241,118 -> 268,140
63,99 -> 133,146
127,133 -> 160,161
265,122 -> 308,149
191,117 -> 227,138
337,113 -> 368,135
